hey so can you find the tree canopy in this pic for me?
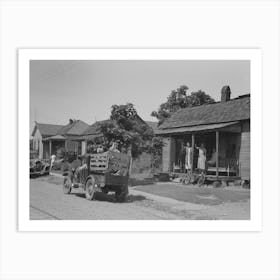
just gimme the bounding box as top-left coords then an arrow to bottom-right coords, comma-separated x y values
151,85 -> 215,124
88,103 -> 154,158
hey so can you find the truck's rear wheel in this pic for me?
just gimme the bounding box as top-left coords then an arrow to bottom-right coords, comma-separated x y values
85,178 -> 96,200
101,188 -> 109,194
115,191 -> 127,203
63,177 -> 72,194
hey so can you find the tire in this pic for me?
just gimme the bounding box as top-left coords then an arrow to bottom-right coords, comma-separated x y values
182,174 -> 191,185
115,191 -> 127,203
85,178 -> 96,200
63,177 -> 72,194
197,173 -> 206,187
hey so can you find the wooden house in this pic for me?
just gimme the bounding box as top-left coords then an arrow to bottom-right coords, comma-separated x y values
31,120 -> 89,159
156,86 -> 250,181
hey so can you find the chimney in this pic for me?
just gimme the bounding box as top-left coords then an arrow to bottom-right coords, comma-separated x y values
221,85 -> 231,102
69,119 -> 74,124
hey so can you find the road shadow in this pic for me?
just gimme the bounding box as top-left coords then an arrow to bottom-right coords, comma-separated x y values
126,194 -> 146,203
72,192 -> 86,199
129,178 -> 154,187
71,191 -> 146,203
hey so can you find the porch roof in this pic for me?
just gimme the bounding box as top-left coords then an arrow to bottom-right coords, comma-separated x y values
43,135 -> 66,141
158,95 -> 250,130
156,121 -> 240,135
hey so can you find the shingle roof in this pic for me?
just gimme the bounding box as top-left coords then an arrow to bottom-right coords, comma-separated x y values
157,121 -> 240,135
56,120 -> 89,135
158,95 -> 250,130
43,135 -> 66,140
32,123 -> 64,137
82,120 -> 109,136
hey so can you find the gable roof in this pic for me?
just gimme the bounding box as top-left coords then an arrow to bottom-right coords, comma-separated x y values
31,122 -> 64,137
82,120 -> 109,136
158,95 -> 250,131
56,120 -> 89,135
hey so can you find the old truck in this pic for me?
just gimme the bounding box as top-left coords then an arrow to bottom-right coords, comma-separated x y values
30,159 -> 50,178
62,151 -> 131,202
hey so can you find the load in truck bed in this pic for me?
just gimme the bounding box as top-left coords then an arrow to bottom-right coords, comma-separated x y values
89,151 -> 130,176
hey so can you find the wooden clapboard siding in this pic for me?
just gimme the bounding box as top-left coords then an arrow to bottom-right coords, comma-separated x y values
239,120 -> 250,180
32,129 -> 43,159
162,138 -> 170,172
162,137 -> 175,172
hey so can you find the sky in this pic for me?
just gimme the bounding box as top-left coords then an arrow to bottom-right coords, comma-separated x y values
30,60 -> 250,134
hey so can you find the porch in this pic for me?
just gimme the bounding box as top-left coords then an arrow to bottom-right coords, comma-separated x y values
161,121 -> 242,179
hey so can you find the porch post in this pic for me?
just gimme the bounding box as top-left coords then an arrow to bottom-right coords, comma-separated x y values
169,136 -> 173,172
49,140 -> 52,156
191,133 -> 195,172
216,131 -> 219,177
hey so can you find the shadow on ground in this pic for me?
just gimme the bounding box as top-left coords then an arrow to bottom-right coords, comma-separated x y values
70,191 -> 146,203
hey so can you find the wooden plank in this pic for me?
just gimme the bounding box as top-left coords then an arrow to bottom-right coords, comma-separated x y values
89,151 -> 130,175
162,137 -> 170,172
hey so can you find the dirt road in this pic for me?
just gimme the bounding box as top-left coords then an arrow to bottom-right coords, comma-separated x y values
30,176 -> 250,220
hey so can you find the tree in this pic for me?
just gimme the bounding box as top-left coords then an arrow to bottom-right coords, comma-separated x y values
151,85 -> 215,124
147,136 -> 164,172
96,103 -> 154,158
110,103 -> 137,131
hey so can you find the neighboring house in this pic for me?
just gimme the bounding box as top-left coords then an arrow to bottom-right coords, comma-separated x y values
31,122 -> 64,159
145,121 -> 160,134
82,120 -> 109,140
31,120 -> 89,159
156,86 -> 250,181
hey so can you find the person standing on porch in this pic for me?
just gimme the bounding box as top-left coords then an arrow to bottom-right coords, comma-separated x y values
185,142 -> 192,172
196,143 -> 207,171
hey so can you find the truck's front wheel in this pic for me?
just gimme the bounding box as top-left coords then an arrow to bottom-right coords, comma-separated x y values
85,178 -> 96,200
63,177 -> 72,194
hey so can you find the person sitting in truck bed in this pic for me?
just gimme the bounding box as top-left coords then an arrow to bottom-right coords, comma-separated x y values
109,142 -> 120,153
97,144 -> 104,153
